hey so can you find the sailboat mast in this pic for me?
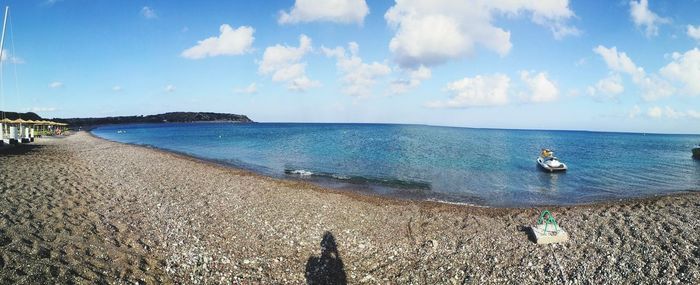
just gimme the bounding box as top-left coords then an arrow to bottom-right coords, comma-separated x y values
0,6 -> 8,64
0,6 -> 6,125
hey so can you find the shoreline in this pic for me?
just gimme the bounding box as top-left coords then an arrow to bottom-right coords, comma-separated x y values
2,131 -> 699,283
87,130 -> 699,210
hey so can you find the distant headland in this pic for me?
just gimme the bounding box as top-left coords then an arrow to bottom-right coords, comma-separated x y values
0,111 -> 254,126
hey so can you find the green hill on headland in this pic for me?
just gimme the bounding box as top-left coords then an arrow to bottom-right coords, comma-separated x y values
0,111 -> 254,126
0,111 -> 43,120
55,112 -> 254,126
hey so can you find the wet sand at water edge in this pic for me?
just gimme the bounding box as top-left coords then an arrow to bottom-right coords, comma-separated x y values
1,131 -> 699,284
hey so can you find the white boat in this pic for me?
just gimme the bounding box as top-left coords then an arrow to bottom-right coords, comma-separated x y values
537,149 -> 567,172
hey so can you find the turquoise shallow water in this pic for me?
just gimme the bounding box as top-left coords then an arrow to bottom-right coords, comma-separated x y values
92,123 -> 700,207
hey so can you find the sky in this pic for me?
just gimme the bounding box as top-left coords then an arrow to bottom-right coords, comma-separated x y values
0,0 -> 699,134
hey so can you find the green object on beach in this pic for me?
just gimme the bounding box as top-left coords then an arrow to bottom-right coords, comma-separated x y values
537,210 -> 559,233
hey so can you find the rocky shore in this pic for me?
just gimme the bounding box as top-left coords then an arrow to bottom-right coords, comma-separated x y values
1,132 -> 698,284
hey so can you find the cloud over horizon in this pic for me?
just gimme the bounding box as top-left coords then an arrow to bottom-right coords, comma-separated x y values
427,74 -> 511,108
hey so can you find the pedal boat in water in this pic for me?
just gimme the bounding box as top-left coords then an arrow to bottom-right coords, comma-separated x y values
537,149 -> 567,172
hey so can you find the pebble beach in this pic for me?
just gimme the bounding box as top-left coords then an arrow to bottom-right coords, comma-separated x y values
1,131 -> 699,284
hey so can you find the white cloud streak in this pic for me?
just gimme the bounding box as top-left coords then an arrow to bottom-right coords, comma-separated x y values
27,107 -> 57,112
49,81 -> 64,89
234,82 -> 258,94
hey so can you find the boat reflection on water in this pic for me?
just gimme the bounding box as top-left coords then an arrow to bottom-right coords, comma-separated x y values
536,170 -> 561,193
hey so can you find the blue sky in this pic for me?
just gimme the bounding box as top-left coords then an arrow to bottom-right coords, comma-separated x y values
0,0 -> 699,134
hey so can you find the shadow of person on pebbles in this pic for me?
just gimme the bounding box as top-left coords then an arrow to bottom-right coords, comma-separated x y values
517,225 -> 537,244
305,231 -> 347,285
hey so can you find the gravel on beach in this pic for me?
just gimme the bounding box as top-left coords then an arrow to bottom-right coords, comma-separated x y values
1,131 -> 699,284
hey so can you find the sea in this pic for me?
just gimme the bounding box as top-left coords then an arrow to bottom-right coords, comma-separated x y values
92,123 -> 700,207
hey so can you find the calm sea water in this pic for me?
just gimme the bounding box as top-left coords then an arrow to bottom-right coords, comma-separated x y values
92,123 -> 700,207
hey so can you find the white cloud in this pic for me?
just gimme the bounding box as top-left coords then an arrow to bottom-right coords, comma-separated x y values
278,0 -> 369,25
427,74 -> 510,108
646,106 -> 700,119
390,65 -> 431,94
629,0 -> 669,37
384,0 -> 577,69
593,45 -> 674,101
165,85 -> 176,92
322,42 -> 391,97
687,25 -> 700,41
258,34 -> 319,92
112,85 -> 123,92
628,105 -> 641,118
181,24 -> 255,59
520,71 -> 559,102
49,81 -> 64,89
588,73 -> 624,99
235,82 -> 258,94
660,48 -> 700,96
141,6 -> 157,19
